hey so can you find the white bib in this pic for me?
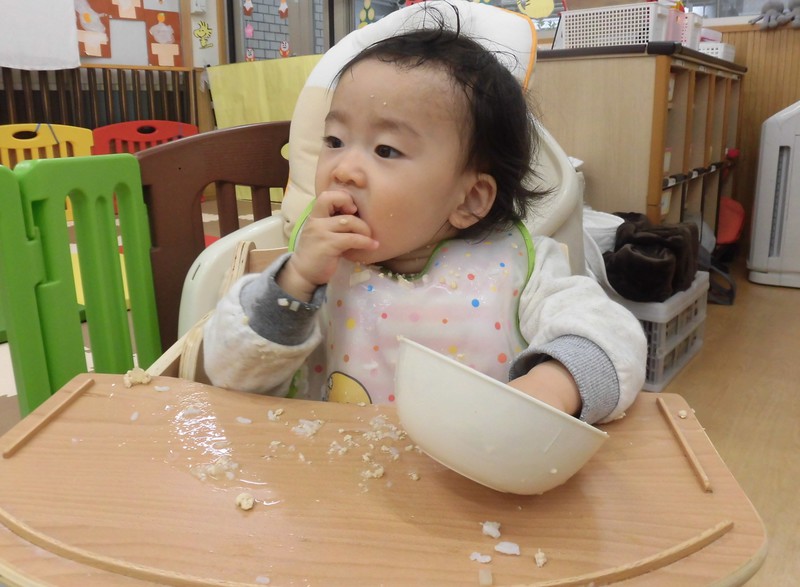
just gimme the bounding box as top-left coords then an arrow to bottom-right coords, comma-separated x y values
303,224 -> 534,404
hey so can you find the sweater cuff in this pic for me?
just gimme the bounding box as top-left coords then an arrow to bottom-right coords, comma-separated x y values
509,335 -> 619,424
239,253 -> 326,345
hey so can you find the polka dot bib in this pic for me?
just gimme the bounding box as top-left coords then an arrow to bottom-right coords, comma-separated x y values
318,224 -> 534,404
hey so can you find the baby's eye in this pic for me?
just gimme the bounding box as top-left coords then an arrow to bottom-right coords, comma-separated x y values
375,144 -> 401,158
323,135 -> 343,149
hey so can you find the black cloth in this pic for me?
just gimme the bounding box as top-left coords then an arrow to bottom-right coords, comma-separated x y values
603,213 -> 699,303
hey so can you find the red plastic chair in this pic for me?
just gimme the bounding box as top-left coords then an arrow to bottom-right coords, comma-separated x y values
92,120 -> 199,155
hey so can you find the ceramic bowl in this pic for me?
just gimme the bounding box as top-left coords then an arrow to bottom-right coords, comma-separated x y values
394,337 -> 609,495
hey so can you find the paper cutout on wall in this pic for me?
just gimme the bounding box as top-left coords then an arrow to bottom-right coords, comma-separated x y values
245,48 -> 256,61
279,0 -> 288,19
194,21 -> 214,48
279,40 -> 290,57
244,23 -> 254,38
243,0 -> 254,16
75,0 -> 111,57
112,0 -> 143,19
145,10 -> 182,65
76,0 -> 182,65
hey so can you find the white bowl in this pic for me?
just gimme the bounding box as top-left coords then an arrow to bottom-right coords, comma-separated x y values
394,337 -> 609,495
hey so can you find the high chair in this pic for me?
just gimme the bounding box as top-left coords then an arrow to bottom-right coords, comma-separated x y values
0,155 -> 161,416
148,0 -> 585,379
136,120 -> 291,350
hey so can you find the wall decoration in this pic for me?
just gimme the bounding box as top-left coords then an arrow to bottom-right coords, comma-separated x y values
244,23 -> 254,38
144,10 -> 182,65
111,0 -> 143,19
75,0 -> 182,66
143,0 -> 179,11
194,20 -> 215,48
245,48 -> 256,61
279,39 -> 290,57
75,0 -> 111,57
278,0 -> 288,19
243,0 -> 254,16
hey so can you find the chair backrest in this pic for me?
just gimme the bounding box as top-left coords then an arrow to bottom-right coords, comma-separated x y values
92,120 -> 199,155
136,120 -> 291,350
0,123 -> 93,168
151,2 -> 587,386
0,155 -> 161,416
172,1 -> 587,345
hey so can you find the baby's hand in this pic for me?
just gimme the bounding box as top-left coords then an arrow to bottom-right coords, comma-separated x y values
277,190 -> 378,301
508,361 -> 581,417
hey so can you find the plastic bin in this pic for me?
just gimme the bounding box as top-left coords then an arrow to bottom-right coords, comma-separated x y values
699,42 -> 735,62
613,271 -> 709,392
553,3 -> 689,50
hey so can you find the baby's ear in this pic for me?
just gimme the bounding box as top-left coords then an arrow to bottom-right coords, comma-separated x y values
450,173 -> 497,229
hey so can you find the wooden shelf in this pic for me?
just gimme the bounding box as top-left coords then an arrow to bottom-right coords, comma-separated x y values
533,46 -> 744,233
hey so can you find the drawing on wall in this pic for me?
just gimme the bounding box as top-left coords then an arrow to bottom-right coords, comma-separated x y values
75,0 -> 111,57
194,21 -> 215,48
146,11 -> 181,65
74,0 -> 182,65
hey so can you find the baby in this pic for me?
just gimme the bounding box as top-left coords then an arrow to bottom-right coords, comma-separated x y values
203,20 -> 646,424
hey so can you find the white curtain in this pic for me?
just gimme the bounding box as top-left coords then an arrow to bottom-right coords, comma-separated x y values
0,0 -> 79,70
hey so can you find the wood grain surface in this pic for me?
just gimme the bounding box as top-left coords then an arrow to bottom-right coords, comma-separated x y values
0,374 -> 766,586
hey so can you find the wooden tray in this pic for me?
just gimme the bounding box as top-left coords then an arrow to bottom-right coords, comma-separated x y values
0,374 -> 767,586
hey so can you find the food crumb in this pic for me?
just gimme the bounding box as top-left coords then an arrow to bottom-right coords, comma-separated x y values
236,416 -> 253,424
478,568 -> 493,586
123,367 -> 151,388
470,552 -> 492,564
292,418 -> 324,437
494,541 -> 520,556
678,409 -> 688,419
267,408 -> 284,421
481,521 -> 501,539
361,464 -> 385,479
408,471 -> 420,481
255,576 -> 270,585
154,385 -> 170,392
235,492 -> 255,511
191,455 -> 239,481
534,548 -> 548,568
130,411 -> 139,422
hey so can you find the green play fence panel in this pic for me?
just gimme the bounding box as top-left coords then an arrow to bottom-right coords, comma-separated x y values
0,155 -> 161,416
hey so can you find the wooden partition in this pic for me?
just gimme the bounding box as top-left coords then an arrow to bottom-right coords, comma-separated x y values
0,65 -> 201,130
715,25 -> 800,244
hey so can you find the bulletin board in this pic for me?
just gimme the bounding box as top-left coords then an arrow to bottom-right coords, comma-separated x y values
74,0 -> 183,66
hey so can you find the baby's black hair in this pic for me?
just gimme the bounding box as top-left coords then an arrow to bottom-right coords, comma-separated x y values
336,5 -> 549,239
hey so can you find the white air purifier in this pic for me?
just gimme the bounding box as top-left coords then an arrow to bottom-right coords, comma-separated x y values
748,100 -> 800,288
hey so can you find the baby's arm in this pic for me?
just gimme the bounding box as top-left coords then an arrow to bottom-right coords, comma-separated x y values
202,258 -> 323,395
507,360 -> 581,417
203,191 -> 379,394
510,236 -> 647,424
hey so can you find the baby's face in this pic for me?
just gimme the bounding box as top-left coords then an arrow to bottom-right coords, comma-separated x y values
315,58 -> 476,273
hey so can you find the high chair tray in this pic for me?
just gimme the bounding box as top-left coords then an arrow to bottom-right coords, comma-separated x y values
0,374 -> 766,586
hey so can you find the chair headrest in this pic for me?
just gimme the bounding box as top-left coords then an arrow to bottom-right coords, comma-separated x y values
280,0 -> 537,234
